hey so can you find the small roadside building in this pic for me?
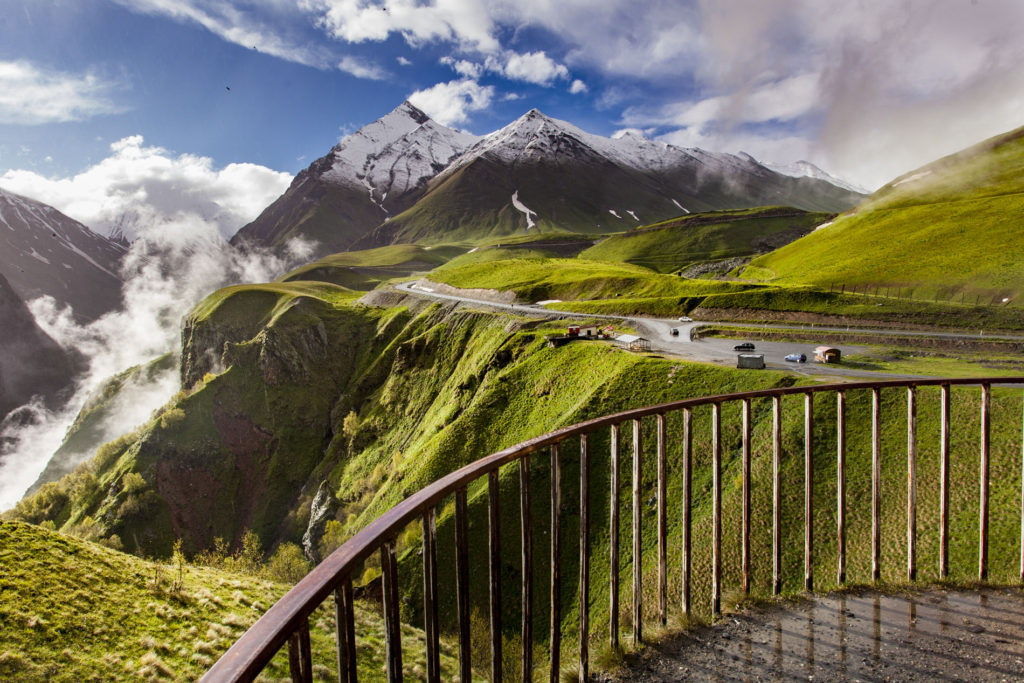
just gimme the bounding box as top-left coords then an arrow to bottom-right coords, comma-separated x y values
814,346 -> 841,363
568,324 -> 602,338
614,334 -> 651,352
736,353 -> 765,369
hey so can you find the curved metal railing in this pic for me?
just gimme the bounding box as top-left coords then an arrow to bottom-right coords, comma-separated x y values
203,377 -> 1024,682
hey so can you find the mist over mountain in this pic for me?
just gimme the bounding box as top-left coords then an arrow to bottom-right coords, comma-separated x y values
0,272 -> 77,424
234,103 -> 866,258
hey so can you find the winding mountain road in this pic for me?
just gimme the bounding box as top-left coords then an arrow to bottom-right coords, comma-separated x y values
394,280 -> 1021,379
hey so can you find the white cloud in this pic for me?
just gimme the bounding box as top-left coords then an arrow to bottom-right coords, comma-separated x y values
407,79 -> 494,126
569,79 -> 588,94
0,60 -> 125,125
0,135 -> 292,240
623,73 -> 820,130
396,56 -> 412,66
337,55 -> 389,80
487,50 -> 569,86
440,56 -> 483,79
308,0 -> 499,52
116,0 -> 335,68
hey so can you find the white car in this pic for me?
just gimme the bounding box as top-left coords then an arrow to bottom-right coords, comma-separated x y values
678,316 -> 692,322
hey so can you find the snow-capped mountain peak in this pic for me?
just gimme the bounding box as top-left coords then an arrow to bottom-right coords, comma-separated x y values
320,101 -> 479,209
762,159 -> 868,194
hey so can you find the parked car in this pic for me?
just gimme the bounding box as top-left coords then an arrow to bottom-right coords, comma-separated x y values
670,328 -> 679,336
733,342 -> 755,351
785,353 -> 807,363
678,316 -> 693,322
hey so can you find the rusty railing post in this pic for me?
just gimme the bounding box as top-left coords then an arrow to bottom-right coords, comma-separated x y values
550,443 -> 562,680
907,386 -> 917,582
980,384 -> 991,581
657,413 -> 668,625
632,418 -> 643,644
579,434 -> 591,682
288,616 -> 313,683
519,457 -> 533,681
712,402 -> 722,616
488,470 -> 502,682
609,423 -> 620,650
804,392 -> 813,592
772,395 -> 782,596
872,388 -> 882,583
455,489 -> 471,681
742,399 -> 751,596
422,508 -> 440,682
381,541 -> 403,682
837,390 -> 846,586
681,408 -> 692,614
335,580 -> 357,683
940,384 -> 950,579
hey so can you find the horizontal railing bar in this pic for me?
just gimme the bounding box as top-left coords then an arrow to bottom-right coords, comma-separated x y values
203,376 -> 1024,681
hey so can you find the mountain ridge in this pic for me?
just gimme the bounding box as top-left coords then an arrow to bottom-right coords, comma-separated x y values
0,186 -> 126,322
233,103 -> 866,257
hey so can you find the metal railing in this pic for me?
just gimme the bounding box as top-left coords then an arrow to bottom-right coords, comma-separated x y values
202,377 -> 1024,682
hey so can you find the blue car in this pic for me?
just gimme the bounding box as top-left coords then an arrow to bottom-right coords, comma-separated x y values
785,353 -> 807,363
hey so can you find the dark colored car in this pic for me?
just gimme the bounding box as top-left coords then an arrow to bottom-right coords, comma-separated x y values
785,353 -> 807,363
671,328 -> 679,336
733,342 -> 755,351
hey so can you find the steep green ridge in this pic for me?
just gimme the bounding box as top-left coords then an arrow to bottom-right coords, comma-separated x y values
0,520 -> 455,680
580,206 -> 833,273
746,125 -> 1024,302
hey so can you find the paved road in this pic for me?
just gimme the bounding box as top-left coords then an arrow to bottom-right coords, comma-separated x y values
393,281 -> 996,379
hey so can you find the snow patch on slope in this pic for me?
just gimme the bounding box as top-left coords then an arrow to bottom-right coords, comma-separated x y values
626,210 -> 639,222
608,209 -> 622,219
511,191 -> 537,229
672,199 -> 690,214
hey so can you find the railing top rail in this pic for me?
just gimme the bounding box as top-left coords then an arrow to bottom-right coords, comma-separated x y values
202,375 -> 1024,681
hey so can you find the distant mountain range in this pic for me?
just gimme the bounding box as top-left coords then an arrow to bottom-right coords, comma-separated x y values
233,102 -> 866,257
0,187 -> 126,323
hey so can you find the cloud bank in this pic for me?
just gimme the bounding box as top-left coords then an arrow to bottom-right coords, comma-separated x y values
0,216 -> 314,511
0,135 -> 292,240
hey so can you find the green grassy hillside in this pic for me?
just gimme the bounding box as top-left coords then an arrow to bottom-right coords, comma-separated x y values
0,521 -> 458,681
431,257 -> 757,303
279,244 -> 464,291
7,277 -> 1024,678
746,125 -> 1024,303
580,206 -> 832,273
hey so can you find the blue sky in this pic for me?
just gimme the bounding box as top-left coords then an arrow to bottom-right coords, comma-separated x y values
1,0 -> 1023,239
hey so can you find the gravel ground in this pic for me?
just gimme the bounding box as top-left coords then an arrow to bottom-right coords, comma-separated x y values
598,588 -> 1024,682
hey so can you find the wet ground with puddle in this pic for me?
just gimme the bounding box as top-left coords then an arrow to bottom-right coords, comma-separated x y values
600,588 -> 1024,681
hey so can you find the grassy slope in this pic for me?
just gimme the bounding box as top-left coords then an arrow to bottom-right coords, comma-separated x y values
431,257 -> 757,303
581,206 -> 832,273
747,125 -> 1024,300
0,521 -> 458,681
278,244 -> 464,291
